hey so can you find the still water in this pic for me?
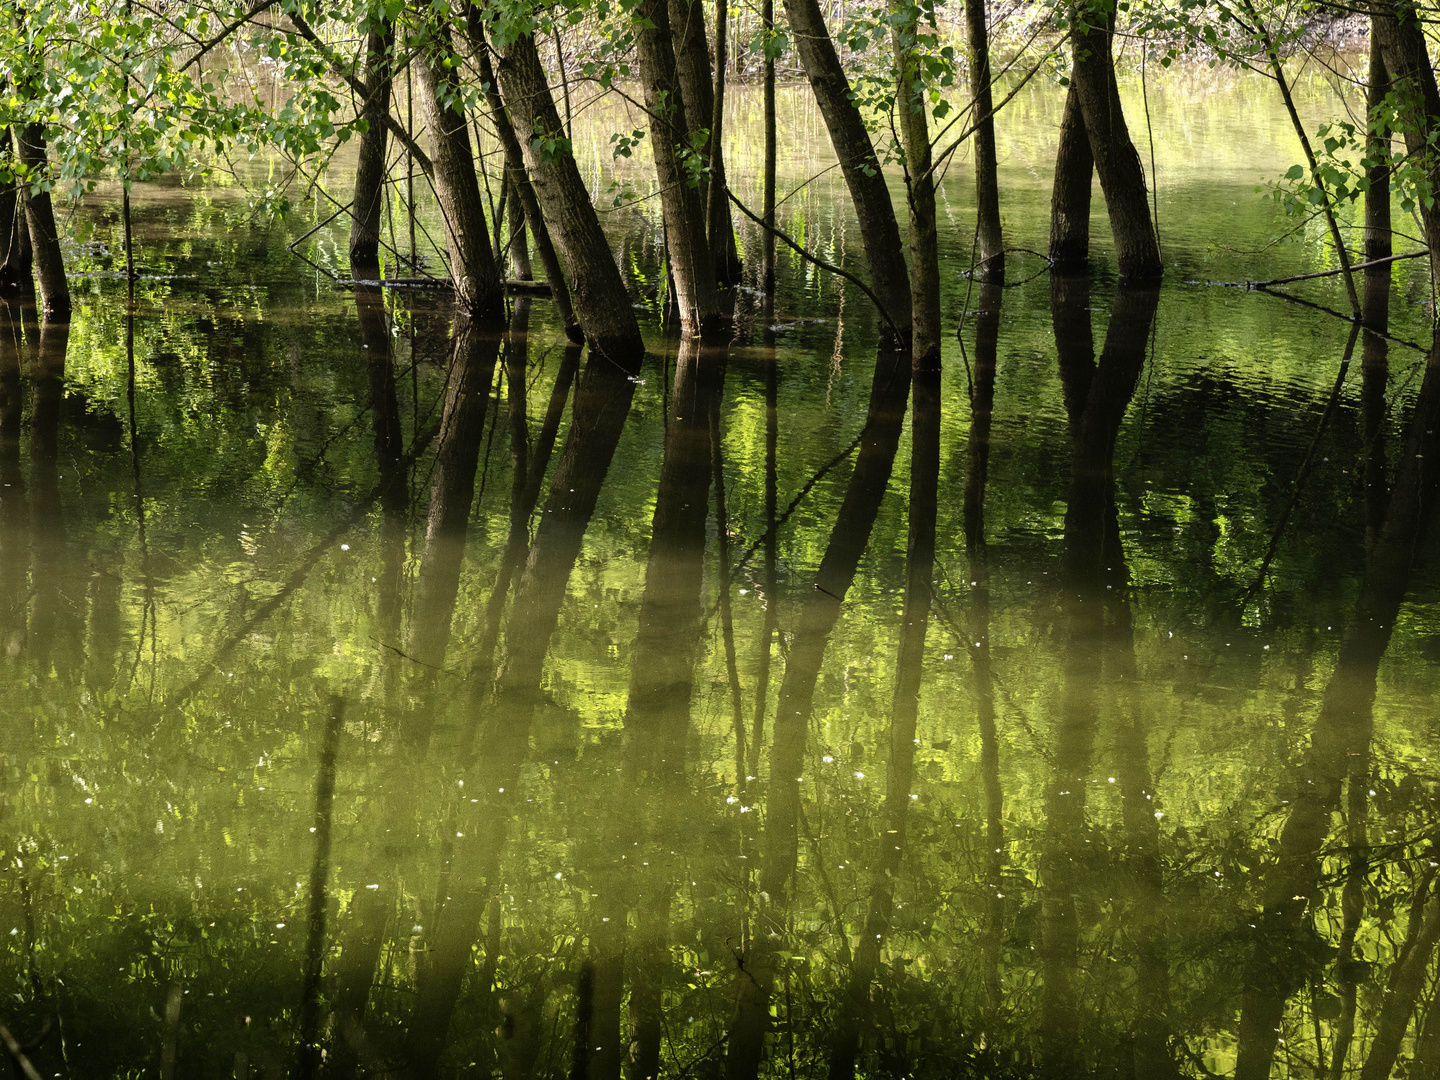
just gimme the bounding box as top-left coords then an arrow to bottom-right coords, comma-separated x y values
3,65 -> 1440,1079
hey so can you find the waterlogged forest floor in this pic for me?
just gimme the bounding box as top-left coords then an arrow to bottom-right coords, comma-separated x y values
2,66 -> 1439,1078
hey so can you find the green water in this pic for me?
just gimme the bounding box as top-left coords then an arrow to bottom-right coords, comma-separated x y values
2,66 -> 1439,1079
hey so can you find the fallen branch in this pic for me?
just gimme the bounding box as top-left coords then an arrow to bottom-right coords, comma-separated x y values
1208,248 -> 1429,290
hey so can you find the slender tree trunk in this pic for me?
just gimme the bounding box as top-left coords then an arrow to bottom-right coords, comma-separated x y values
349,23 -> 393,271
491,32 -> 643,359
1067,10 -> 1162,283
505,182 -> 531,279
1050,84 -> 1093,271
636,0 -> 723,336
704,0 -> 743,283
19,124 -> 69,319
964,0 -> 1003,278
760,0 -> 777,293
0,127 -> 32,292
781,0 -> 912,341
894,24 -> 941,369
1365,38 -> 1392,264
415,28 -> 504,320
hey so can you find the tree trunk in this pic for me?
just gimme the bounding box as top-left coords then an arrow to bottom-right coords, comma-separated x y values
894,26 -> 941,370
472,46 -> 575,333
19,124 -> 69,319
781,0 -> 912,342
349,23 -> 392,271
963,0 -> 1003,278
505,182 -> 531,279
760,0 -> 777,293
1365,37 -> 1392,263
414,28 -> 504,321
0,128 -> 32,292
1068,11 -> 1162,283
636,0 -> 723,336
1050,84 -> 1093,271
700,0 -> 743,283
491,31 -> 643,360
1366,0 -> 1440,297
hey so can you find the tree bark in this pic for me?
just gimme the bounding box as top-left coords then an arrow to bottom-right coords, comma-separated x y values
781,0 -> 912,342
414,27 -> 504,321
635,0 -> 723,336
963,0 -> 1003,278
18,124 -> 69,319
348,22 -> 392,271
491,31 -> 643,360
1067,11 -> 1162,283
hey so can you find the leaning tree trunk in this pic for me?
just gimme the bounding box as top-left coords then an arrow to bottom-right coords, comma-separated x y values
1068,9 -> 1162,283
474,44 -> 577,332
782,0 -> 912,342
349,21 -> 393,271
964,0 -> 1004,278
635,0 -> 723,336
491,31 -> 643,360
19,124 -> 69,319
414,26 -> 504,321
